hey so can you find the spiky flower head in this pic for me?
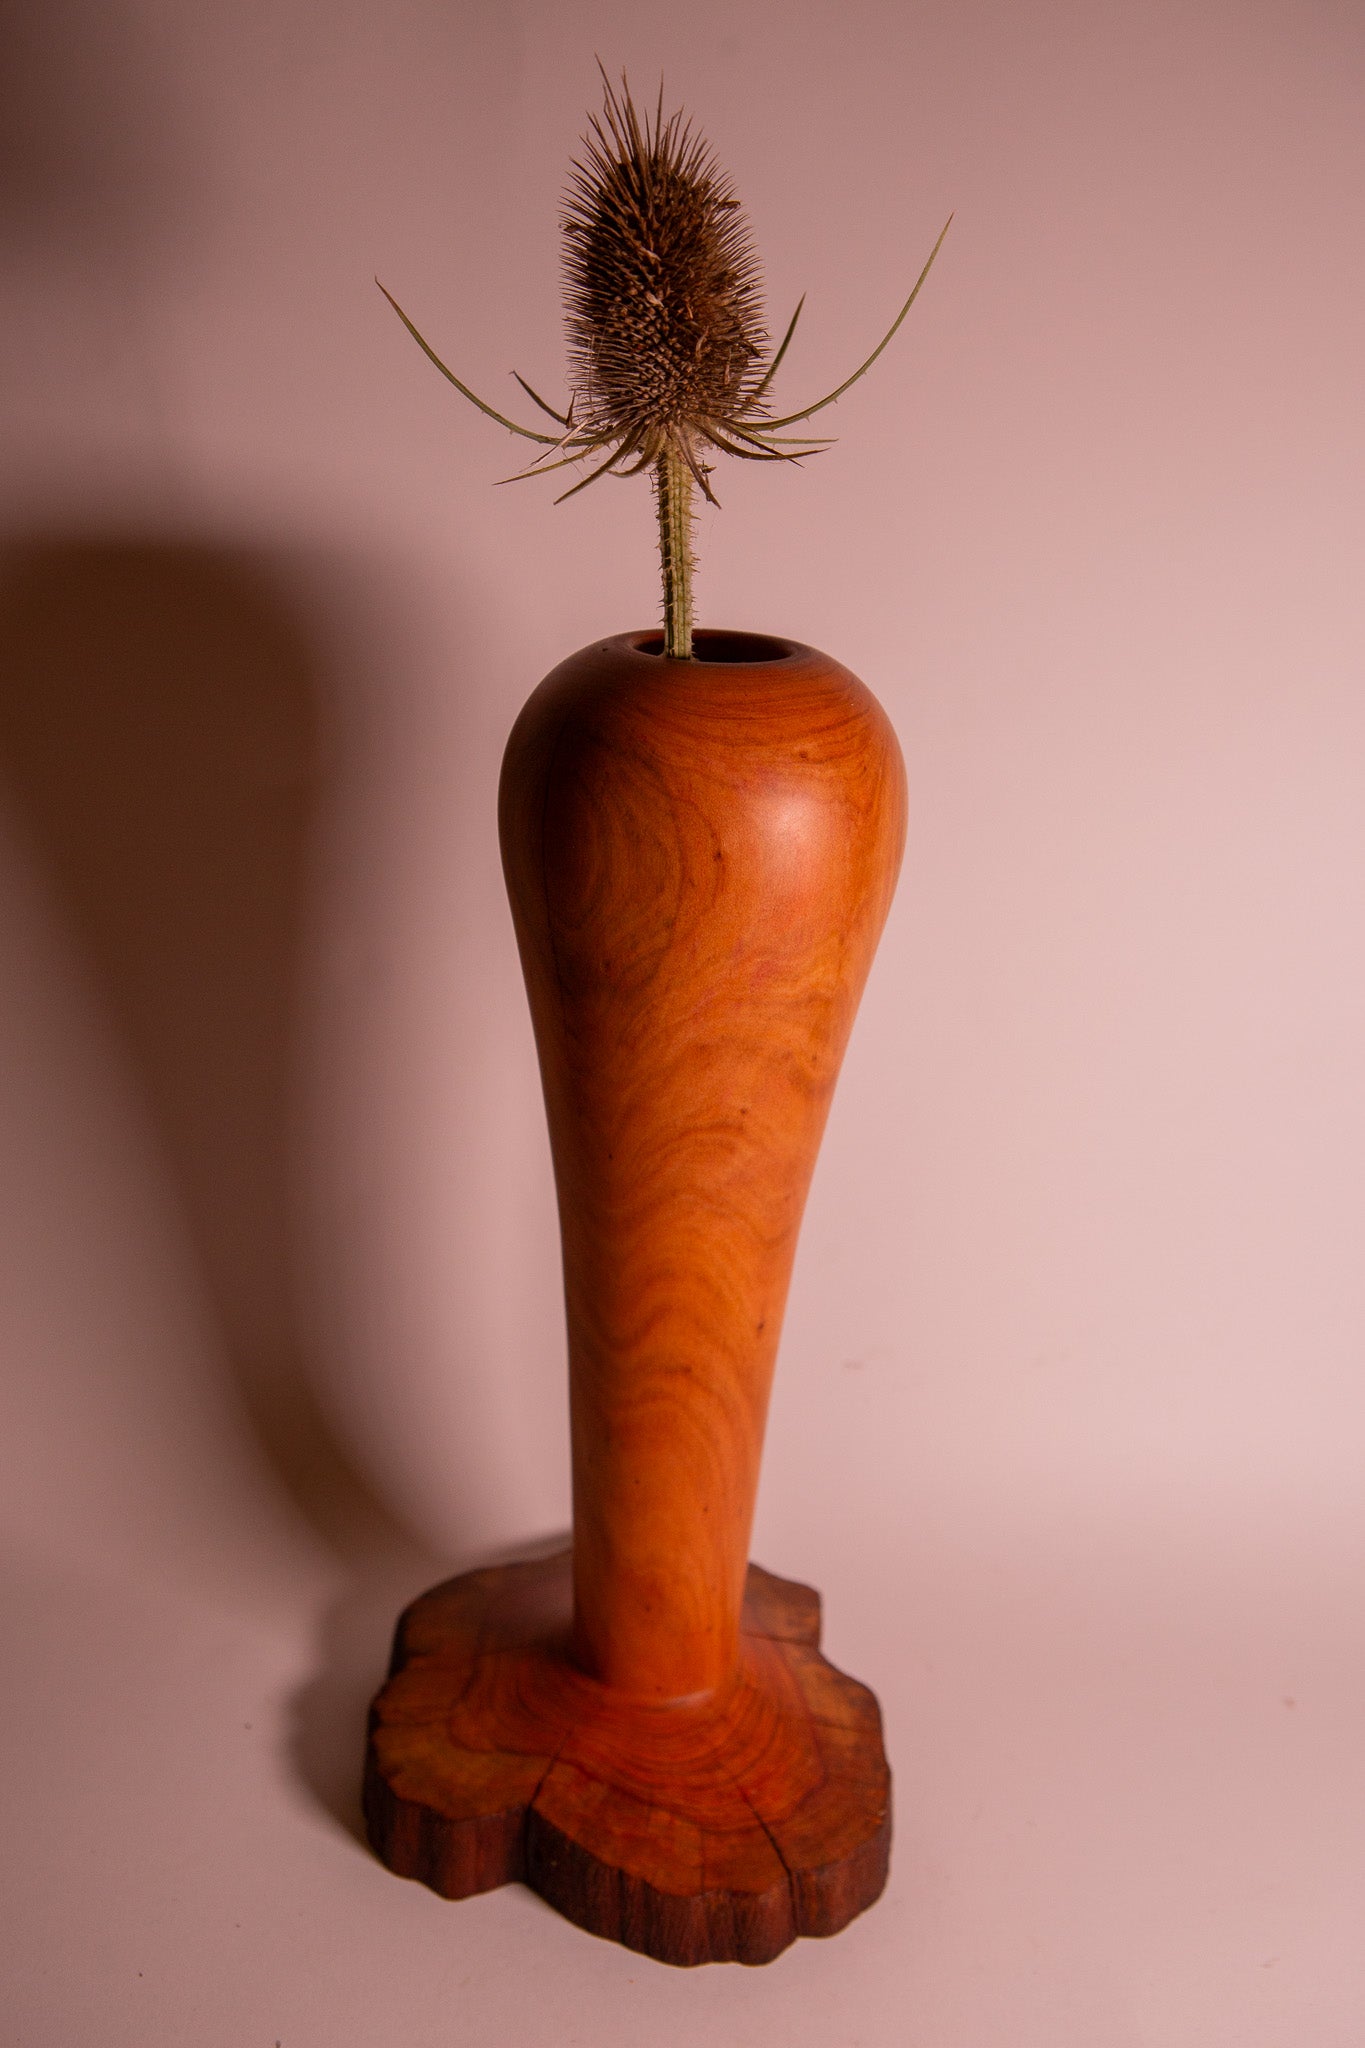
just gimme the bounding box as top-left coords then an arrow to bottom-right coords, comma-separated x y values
562,78 -> 769,500
377,70 -> 950,654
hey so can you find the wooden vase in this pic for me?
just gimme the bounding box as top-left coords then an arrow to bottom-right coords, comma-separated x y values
364,628 -> 907,1965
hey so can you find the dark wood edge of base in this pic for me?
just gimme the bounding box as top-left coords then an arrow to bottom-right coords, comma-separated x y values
363,1558 -> 892,1967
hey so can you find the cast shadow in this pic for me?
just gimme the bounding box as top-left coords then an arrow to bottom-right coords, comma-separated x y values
0,534 -> 394,1536
0,0 -> 199,259
0,531 -> 474,1843
0,0 -> 517,1865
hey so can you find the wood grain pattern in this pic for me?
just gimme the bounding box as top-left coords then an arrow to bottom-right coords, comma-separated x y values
500,629 -> 906,1700
364,1551 -> 891,1966
366,629 -> 906,1962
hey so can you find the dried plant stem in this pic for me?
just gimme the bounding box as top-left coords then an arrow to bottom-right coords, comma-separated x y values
655,446 -> 695,659
381,76 -> 951,650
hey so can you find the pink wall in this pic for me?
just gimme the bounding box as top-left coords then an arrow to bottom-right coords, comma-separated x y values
2,1 -> 1363,2040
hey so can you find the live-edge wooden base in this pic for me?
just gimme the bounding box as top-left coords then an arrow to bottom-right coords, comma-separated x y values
364,1552 -> 891,1966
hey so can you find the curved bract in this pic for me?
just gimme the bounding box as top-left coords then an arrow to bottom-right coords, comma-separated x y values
377,71 -> 950,654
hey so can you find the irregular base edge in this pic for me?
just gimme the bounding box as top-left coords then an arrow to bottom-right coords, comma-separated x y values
524,1801 -> 799,1967
362,1557 -> 893,1967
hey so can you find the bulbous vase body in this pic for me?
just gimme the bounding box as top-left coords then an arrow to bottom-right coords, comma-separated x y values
365,628 -> 907,1967
499,628 -> 907,1701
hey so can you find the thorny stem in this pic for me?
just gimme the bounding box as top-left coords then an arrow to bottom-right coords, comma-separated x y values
655,447 -> 695,659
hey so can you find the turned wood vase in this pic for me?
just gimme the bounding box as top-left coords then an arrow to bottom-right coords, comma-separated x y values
364,627 -> 907,1965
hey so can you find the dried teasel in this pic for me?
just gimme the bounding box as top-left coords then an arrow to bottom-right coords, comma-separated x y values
378,70 -> 950,658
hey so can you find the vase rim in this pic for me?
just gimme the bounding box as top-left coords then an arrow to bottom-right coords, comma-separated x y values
626,628 -> 797,667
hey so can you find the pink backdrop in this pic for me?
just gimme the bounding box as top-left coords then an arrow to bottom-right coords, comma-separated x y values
2,0 -> 1363,2039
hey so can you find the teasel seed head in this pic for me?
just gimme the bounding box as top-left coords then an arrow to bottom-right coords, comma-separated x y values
562,74 -> 769,500
377,69 -> 952,655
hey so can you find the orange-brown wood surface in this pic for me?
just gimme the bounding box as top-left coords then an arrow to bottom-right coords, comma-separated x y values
501,629 -> 906,1700
365,1551 -> 891,1966
366,629 -> 907,1963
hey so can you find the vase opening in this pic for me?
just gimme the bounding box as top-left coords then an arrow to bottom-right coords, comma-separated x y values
633,629 -> 791,665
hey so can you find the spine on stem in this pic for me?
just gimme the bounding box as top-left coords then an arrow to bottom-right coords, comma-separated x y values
655,448 -> 695,660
